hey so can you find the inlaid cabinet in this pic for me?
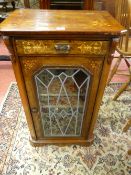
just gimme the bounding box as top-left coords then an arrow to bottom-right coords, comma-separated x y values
0,9 -> 124,146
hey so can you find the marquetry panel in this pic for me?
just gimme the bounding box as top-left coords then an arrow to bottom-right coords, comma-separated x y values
21,57 -> 103,74
15,40 -> 109,56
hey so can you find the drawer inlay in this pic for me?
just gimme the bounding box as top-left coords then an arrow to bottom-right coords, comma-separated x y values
15,40 -> 109,56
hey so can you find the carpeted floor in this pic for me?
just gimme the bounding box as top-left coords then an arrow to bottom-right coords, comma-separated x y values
0,83 -> 131,175
0,83 -> 22,174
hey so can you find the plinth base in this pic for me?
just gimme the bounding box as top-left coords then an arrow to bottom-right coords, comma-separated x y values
29,137 -> 94,147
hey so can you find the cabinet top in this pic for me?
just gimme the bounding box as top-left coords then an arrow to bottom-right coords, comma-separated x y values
0,9 -> 124,37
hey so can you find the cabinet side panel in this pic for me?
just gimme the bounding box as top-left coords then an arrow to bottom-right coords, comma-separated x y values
87,40 -> 115,140
10,38 -> 37,140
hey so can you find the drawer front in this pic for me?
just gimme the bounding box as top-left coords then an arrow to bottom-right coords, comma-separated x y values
15,40 -> 109,56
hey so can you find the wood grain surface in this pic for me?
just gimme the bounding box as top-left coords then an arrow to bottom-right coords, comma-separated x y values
0,9 -> 124,36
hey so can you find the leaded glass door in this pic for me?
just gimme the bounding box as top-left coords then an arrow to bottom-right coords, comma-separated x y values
34,67 -> 91,137
20,54 -> 103,141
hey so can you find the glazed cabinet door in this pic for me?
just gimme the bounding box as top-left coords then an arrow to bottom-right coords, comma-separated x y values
19,55 -> 104,140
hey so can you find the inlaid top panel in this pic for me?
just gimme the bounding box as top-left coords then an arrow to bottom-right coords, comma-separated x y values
0,9 -> 124,36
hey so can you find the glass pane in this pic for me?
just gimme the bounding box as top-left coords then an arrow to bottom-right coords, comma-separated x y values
29,0 -> 39,8
8,0 -> 25,9
35,67 -> 90,137
12,0 -> 39,8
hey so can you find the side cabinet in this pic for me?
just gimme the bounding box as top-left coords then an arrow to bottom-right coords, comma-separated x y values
0,9 -> 123,146
12,39 -> 110,145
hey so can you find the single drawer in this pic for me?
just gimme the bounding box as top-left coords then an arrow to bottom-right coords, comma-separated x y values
15,40 -> 109,56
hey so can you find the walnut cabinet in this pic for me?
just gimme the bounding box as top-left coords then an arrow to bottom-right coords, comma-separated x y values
0,9 -> 124,146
